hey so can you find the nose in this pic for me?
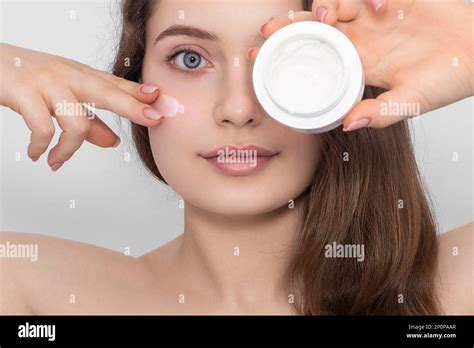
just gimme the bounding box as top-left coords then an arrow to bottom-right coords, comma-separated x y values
213,63 -> 263,129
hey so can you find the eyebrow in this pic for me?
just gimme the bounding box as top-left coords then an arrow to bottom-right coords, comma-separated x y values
154,24 -> 265,46
154,25 -> 220,44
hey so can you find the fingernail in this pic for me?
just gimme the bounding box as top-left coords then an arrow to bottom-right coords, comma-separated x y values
112,138 -> 121,148
152,94 -> 180,118
342,118 -> 371,132
370,0 -> 383,12
51,162 -> 64,171
31,156 -> 39,162
316,7 -> 327,23
140,84 -> 159,94
260,16 -> 273,33
142,107 -> 163,120
247,47 -> 256,60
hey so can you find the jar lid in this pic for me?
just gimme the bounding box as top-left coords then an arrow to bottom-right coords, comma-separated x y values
253,21 -> 364,133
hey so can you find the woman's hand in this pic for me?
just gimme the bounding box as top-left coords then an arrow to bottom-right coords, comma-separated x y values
249,0 -> 473,131
0,43 -> 164,170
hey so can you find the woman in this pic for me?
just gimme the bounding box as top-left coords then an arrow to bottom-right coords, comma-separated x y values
0,0 -> 472,315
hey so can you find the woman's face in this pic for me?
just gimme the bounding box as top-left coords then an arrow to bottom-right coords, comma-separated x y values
142,0 -> 321,216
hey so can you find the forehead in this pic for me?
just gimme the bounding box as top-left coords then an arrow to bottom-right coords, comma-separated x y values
147,0 -> 304,46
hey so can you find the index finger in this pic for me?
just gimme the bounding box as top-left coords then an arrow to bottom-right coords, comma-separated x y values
70,73 -> 165,127
65,59 -> 161,104
260,11 -> 314,39
247,11 -> 315,62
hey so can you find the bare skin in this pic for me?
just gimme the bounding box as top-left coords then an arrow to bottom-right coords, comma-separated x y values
0,44 -> 164,169
0,0 -> 473,315
0,221 -> 472,315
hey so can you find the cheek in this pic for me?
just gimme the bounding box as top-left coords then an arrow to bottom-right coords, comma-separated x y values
147,90 -> 213,188
145,69 -> 216,159
143,61 -> 222,197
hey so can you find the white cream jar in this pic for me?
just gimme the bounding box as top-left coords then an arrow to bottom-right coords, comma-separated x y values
252,21 -> 364,133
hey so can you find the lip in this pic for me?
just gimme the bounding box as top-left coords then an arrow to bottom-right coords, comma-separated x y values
200,144 -> 279,176
201,144 -> 278,159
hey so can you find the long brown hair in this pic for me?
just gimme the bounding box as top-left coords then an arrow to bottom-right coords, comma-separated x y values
112,0 -> 440,314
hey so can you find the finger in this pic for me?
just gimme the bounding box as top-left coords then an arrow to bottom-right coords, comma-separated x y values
312,0 -> 364,25
342,86 -> 426,131
70,73 -> 164,127
261,11 -> 313,39
84,111 -> 121,148
258,2 -> 362,47
13,90 -> 56,161
46,91 -> 92,169
250,5 -> 354,61
247,47 -> 260,62
253,12 -> 313,62
88,70 -> 160,105
311,0 -> 339,24
368,0 -> 385,13
64,59 -> 160,104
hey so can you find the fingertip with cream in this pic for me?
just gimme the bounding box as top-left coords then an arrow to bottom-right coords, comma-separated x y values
152,94 -> 180,118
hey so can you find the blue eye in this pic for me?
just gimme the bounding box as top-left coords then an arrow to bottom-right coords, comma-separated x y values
169,50 -> 209,70
181,51 -> 201,68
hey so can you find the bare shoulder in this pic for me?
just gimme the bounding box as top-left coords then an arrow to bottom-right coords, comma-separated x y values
0,231 -> 142,314
436,221 -> 473,314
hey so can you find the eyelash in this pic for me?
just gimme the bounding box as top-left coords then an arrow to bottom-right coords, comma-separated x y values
165,46 -> 212,74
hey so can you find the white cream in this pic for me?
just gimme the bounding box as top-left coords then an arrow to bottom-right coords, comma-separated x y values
264,38 -> 345,116
151,94 -> 180,117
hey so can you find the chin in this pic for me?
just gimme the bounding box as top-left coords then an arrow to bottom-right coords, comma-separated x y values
192,199 -> 287,217
156,157 -> 314,217
182,182 -> 301,217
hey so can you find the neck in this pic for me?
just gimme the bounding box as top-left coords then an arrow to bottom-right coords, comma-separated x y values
175,196 -> 306,312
